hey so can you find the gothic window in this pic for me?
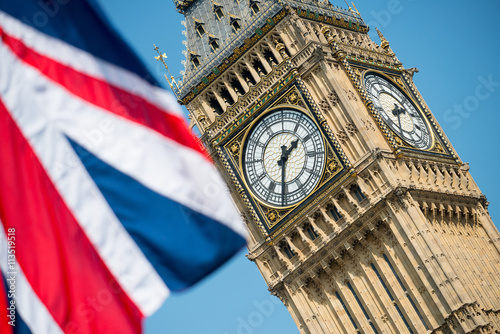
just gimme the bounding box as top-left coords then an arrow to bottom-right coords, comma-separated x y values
229,15 -> 241,32
250,0 -> 260,14
230,77 -> 244,96
351,184 -> 366,202
383,254 -> 429,330
304,224 -> 318,240
370,263 -> 414,334
346,281 -> 379,334
281,242 -> 295,259
219,87 -> 234,106
213,3 -> 224,20
194,20 -> 206,37
189,52 -> 201,68
335,291 -> 361,334
208,96 -> 223,115
241,68 -> 256,85
330,206 -> 342,221
251,58 -> 266,76
263,48 -> 277,66
208,35 -> 219,52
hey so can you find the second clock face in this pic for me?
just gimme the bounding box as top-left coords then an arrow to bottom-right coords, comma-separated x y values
364,74 -> 432,150
243,109 -> 325,207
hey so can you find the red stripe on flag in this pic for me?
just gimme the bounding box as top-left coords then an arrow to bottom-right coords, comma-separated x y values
0,99 -> 143,334
0,273 -> 14,334
0,26 -> 207,159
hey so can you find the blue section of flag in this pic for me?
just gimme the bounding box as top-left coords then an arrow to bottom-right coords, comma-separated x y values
2,274 -> 32,334
67,137 -> 246,291
0,0 -> 160,86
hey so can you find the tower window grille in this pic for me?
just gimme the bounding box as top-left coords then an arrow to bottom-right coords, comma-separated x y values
346,281 -> 379,334
351,184 -> 366,202
383,254 -> 429,330
335,291 -> 361,334
371,263 -> 414,334
330,206 -> 342,221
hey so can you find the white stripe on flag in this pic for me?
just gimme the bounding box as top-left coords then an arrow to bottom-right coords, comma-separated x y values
0,222 -> 65,334
0,36 -> 247,240
0,41 -> 170,316
0,11 -> 181,118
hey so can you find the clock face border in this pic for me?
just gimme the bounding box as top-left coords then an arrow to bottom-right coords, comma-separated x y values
363,71 -> 434,150
240,106 -> 327,209
218,83 -> 352,238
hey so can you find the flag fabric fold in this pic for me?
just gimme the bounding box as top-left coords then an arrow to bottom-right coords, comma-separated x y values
0,0 -> 247,333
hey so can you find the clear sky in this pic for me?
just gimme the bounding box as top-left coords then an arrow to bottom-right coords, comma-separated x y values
98,1 -> 500,333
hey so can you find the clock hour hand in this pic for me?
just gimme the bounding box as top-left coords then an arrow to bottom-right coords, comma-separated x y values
277,139 -> 299,205
392,103 -> 405,131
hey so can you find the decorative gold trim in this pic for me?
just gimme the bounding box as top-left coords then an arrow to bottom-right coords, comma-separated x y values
222,85 -> 350,235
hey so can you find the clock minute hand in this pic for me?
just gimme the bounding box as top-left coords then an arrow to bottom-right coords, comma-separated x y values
278,145 -> 288,205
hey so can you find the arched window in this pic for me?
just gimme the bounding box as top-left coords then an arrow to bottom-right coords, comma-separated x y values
351,184 -> 366,202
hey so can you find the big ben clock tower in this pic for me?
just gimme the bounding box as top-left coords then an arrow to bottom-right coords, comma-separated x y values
171,0 -> 500,332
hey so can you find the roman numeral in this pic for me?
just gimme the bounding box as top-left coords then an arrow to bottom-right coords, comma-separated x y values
269,182 -> 276,192
303,134 -> 311,142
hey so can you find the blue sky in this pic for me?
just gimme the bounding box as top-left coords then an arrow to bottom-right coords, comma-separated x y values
98,1 -> 500,333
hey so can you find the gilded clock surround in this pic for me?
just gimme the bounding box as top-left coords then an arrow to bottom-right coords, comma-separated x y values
220,84 -> 351,238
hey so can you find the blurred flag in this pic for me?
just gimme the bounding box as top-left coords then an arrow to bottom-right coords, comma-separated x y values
0,0 -> 247,333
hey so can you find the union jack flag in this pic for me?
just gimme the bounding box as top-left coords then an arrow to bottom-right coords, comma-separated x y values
0,1 -> 247,333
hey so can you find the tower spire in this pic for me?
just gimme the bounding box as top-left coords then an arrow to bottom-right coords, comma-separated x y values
375,27 -> 390,51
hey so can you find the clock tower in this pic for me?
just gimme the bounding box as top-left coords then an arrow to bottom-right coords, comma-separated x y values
172,0 -> 500,332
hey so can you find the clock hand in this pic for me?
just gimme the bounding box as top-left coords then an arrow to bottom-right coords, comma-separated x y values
277,139 -> 299,206
286,139 -> 299,156
392,103 -> 405,132
278,145 -> 287,206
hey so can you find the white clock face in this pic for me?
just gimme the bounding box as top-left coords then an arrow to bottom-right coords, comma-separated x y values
243,109 -> 325,207
364,74 -> 432,150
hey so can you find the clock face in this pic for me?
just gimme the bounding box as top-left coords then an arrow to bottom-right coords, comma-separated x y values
243,109 -> 325,207
364,74 -> 432,150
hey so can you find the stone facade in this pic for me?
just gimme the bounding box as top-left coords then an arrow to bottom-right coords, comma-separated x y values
175,1 -> 500,333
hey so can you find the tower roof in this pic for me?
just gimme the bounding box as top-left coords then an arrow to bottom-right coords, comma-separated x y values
174,0 -> 366,101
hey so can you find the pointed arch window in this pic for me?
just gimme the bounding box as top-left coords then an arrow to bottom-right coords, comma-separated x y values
229,14 -> 241,32
249,0 -> 260,14
208,35 -> 219,52
330,206 -> 342,221
213,2 -> 224,21
280,242 -> 295,259
305,225 -> 318,240
189,52 -> 201,68
351,184 -> 366,202
194,19 -> 206,37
